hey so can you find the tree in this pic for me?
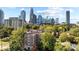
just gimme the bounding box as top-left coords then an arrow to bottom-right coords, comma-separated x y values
69,28 -> 79,37
61,41 -> 71,51
25,24 -> 32,29
54,40 -> 71,51
76,44 -> 79,51
44,26 -> 53,32
32,25 -> 39,30
0,27 -> 14,38
40,32 -> 56,50
74,37 -> 79,44
68,35 -> 75,43
10,27 -> 25,51
54,41 -> 63,51
59,32 -> 69,42
52,25 -> 58,32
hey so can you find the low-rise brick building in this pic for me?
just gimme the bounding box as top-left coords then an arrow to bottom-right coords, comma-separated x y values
23,30 -> 42,51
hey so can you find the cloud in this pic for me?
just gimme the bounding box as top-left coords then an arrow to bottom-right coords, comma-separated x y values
4,14 -> 9,19
21,8 -> 25,10
63,8 -> 74,13
36,7 -> 74,18
36,7 -> 64,18
70,16 -> 79,20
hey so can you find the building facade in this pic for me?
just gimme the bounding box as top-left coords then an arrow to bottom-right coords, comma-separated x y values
19,10 -> 26,21
0,9 -> 4,24
37,15 -> 43,25
55,18 -> 59,24
29,8 -> 37,24
66,10 -> 70,25
51,18 -> 55,24
29,8 -> 34,24
23,30 -> 42,51
4,17 -> 25,29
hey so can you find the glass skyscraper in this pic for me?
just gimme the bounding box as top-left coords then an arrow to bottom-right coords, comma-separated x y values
0,9 -> 4,24
20,10 -> 26,21
66,10 -> 70,25
29,8 -> 34,24
37,15 -> 43,25
29,8 -> 37,24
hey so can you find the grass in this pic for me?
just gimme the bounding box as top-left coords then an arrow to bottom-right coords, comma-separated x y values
0,39 -> 10,51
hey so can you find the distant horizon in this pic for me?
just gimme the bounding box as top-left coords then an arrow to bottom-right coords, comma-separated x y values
1,7 -> 79,24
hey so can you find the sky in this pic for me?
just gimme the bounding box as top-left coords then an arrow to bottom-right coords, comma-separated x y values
1,7 -> 79,24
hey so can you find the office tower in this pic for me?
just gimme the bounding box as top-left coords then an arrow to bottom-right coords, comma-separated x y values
4,17 -> 24,29
66,10 -> 70,25
33,14 -> 37,24
29,7 -> 37,24
19,10 -> 26,25
29,7 -> 34,24
37,15 -> 43,25
19,10 -> 26,21
51,18 -> 55,24
0,9 -> 4,24
55,18 -> 59,24
4,19 -> 9,27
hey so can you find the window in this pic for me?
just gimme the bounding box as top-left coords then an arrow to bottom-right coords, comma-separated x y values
28,47 -> 30,50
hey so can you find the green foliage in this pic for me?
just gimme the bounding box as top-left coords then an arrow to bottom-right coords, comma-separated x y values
54,41 -> 63,51
25,24 -> 32,29
32,25 -> 39,30
68,35 -> 75,43
52,25 -> 58,32
0,24 -> 79,51
54,41 -> 71,51
40,32 -> 56,50
44,26 -> 53,32
10,27 -> 25,51
74,37 -> 79,43
69,28 -> 79,37
61,41 -> 71,51
0,27 -> 13,38
59,32 -> 69,42
76,44 -> 79,51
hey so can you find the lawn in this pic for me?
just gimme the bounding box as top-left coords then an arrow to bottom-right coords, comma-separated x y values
0,40 -> 10,51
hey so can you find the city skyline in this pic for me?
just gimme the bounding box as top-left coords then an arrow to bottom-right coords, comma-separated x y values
1,7 -> 79,23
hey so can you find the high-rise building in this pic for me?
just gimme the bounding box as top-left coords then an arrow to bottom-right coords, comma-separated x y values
0,9 -> 4,24
29,8 -> 34,24
33,14 -> 37,24
51,18 -> 55,24
4,17 -> 25,29
20,10 -> 26,21
55,18 -> 59,24
66,10 -> 70,25
19,10 -> 26,25
4,19 -> 9,27
29,8 -> 37,24
37,15 -> 43,25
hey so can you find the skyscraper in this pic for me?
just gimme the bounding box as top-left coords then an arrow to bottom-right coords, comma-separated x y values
55,18 -> 59,24
20,10 -> 26,21
66,10 -> 70,25
29,8 -> 37,24
29,7 -> 34,24
37,15 -> 43,25
19,10 -> 26,25
33,14 -> 37,24
0,9 -> 4,24
51,18 -> 55,24
4,17 -> 25,29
